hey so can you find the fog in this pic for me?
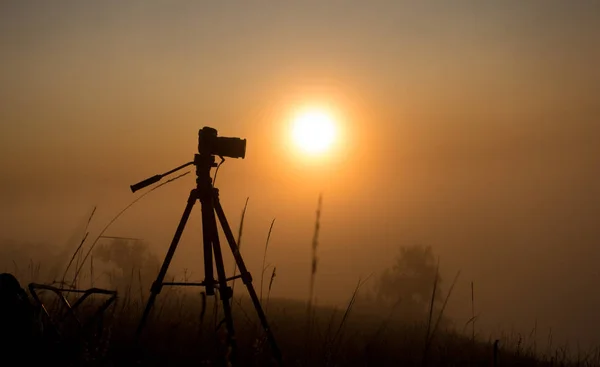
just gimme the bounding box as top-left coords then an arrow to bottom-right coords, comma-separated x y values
1,0 -> 600,352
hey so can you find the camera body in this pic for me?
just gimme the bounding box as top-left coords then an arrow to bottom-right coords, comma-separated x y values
198,126 -> 246,159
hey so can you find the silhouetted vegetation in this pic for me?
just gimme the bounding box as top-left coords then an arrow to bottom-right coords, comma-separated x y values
93,238 -> 160,296
1,236 -> 599,366
371,244 -> 443,317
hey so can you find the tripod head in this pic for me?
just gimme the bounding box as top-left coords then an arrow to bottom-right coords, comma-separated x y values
129,126 -> 246,193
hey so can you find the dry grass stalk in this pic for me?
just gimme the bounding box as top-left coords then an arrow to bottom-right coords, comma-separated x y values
230,197 -> 249,299
424,256 -> 441,351
70,171 -> 190,285
326,276 -> 371,366
61,206 -> 96,286
304,193 -> 323,359
265,266 -> 277,315
423,269 -> 461,366
260,218 -> 276,303
307,193 -> 322,319
471,281 -> 476,342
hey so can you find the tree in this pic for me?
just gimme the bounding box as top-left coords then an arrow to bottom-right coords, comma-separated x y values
93,239 -> 161,294
373,244 -> 442,315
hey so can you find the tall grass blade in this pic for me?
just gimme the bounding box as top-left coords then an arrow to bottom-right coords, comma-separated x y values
471,281 -> 475,343
71,171 -> 190,285
423,257 -> 440,367
260,218 -> 276,303
307,193 -> 322,318
265,266 -> 277,315
431,270 -> 461,340
231,197 -> 249,299
425,257 -> 440,344
61,206 -> 97,286
423,269 -> 461,366
305,193 -> 323,359
327,276 -> 371,366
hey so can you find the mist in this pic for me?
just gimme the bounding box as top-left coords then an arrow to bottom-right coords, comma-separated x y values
1,0 -> 600,358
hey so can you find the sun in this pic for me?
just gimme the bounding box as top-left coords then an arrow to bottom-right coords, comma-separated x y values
290,109 -> 337,155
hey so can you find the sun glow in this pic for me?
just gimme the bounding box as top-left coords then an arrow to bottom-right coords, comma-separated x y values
290,109 -> 337,155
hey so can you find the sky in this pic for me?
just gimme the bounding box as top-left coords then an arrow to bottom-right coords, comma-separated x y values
1,0 -> 600,349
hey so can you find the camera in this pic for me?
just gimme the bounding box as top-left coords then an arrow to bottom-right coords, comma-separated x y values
198,126 -> 246,159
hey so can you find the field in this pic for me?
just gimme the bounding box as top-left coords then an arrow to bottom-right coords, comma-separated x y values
0,201 -> 597,367
3,269 -> 599,367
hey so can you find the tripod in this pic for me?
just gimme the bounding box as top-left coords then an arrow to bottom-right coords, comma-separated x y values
133,152 -> 282,366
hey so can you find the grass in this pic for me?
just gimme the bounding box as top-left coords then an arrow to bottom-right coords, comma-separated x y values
7,256 -> 600,366
14,286 -> 600,367
3,194 -> 600,366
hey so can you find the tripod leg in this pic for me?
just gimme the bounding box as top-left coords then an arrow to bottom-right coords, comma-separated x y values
213,191 -> 283,366
200,192 -> 215,296
136,189 -> 197,336
202,192 -> 239,365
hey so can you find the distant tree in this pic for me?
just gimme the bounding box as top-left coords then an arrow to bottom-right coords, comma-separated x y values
373,244 -> 442,315
94,239 -> 161,294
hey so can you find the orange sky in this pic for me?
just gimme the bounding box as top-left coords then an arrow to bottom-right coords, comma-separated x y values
1,1 -> 600,349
